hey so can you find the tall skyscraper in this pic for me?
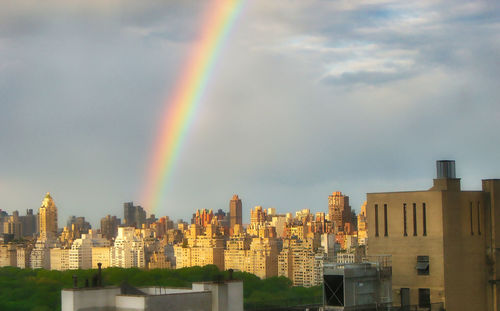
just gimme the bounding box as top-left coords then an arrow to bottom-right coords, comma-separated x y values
123,202 -> 146,228
39,192 -> 58,240
229,194 -> 242,233
328,191 -> 351,232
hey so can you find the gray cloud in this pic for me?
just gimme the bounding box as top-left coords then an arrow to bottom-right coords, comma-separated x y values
1,0 -> 499,225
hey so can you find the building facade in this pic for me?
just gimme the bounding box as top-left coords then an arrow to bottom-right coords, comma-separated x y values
328,192 -> 351,232
367,160 -> 500,310
39,193 -> 58,240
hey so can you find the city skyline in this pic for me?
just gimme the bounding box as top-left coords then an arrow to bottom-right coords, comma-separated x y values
1,1 -> 500,227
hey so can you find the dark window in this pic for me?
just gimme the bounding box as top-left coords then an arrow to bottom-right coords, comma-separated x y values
477,201 -> 481,235
403,203 -> 407,236
470,202 -> 474,235
400,288 -> 410,307
413,203 -> 417,236
416,256 -> 429,275
422,203 -> 427,236
384,204 -> 388,237
375,204 -> 379,237
418,288 -> 430,308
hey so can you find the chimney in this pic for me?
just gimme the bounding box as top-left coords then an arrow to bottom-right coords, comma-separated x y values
436,160 -> 456,179
431,160 -> 460,191
98,263 -> 102,287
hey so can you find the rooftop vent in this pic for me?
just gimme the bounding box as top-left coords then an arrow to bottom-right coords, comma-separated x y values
436,160 -> 456,179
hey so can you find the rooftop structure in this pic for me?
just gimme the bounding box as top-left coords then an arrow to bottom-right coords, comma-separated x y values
62,276 -> 243,311
323,255 -> 392,310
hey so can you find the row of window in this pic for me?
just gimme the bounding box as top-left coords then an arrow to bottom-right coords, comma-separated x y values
374,203 -> 427,237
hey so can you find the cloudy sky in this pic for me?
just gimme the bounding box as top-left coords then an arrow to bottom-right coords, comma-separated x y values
1,0 -> 499,227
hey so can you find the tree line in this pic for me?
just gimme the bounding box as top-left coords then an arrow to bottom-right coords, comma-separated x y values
0,266 -> 322,311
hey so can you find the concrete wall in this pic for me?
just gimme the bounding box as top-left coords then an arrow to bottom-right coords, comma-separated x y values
367,190 -> 445,307
62,287 -> 120,311
483,179 -> 500,311
145,291 -> 211,311
442,190 -> 488,311
115,296 -> 146,311
227,281 -> 244,311
192,281 -> 243,311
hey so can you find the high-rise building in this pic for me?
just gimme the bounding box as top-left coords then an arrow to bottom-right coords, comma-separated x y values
174,225 -> 225,270
367,160 -> 500,310
4,211 -> 23,239
123,202 -> 146,228
39,193 -> 58,240
278,237 -> 321,287
193,209 -> 215,227
100,215 -> 121,240
110,227 -> 145,268
69,234 -> 93,270
67,216 -> 91,239
229,195 -> 242,234
328,191 -> 351,232
20,209 -> 37,237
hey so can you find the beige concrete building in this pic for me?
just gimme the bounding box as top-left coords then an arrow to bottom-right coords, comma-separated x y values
92,246 -> 111,269
224,236 -> 279,279
224,236 -> 251,273
247,237 -> 279,279
278,238 -> 321,287
367,160 -> 500,310
16,244 -> 32,268
31,238 -> 57,269
148,251 -> 172,269
0,244 -> 17,267
50,248 -> 70,271
174,226 -> 225,270
69,236 -> 93,270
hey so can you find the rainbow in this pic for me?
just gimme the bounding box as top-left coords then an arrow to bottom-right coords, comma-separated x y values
142,0 -> 245,215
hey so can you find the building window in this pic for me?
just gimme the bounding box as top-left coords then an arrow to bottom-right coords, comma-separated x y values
418,288 -> 431,308
470,202 -> 474,235
477,201 -> 481,235
422,203 -> 427,236
403,203 -> 407,236
416,256 -> 429,275
413,203 -> 417,236
375,204 -> 379,237
384,204 -> 388,237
